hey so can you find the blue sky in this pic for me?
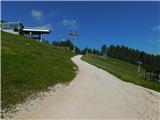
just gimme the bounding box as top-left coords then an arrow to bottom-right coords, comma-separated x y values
1,1 -> 160,54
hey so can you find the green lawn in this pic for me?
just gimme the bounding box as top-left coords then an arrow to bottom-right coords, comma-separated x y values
1,31 -> 76,111
82,54 -> 160,92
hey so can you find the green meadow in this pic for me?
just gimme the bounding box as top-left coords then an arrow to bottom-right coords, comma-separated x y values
82,54 -> 160,92
1,31 -> 76,111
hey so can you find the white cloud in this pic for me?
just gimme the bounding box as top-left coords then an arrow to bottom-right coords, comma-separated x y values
62,19 -> 78,30
31,10 -> 43,21
153,25 -> 160,32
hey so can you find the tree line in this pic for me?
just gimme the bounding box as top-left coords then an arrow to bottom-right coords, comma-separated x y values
82,44 -> 160,82
50,40 -> 160,74
46,39 -> 160,82
51,39 -> 81,54
107,45 -> 160,73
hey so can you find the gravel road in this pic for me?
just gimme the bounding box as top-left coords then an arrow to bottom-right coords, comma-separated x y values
12,55 -> 160,119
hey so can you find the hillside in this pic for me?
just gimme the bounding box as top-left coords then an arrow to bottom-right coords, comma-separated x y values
1,31 -> 76,112
82,54 -> 160,92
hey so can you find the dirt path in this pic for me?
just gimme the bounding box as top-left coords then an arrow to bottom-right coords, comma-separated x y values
12,55 -> 160,119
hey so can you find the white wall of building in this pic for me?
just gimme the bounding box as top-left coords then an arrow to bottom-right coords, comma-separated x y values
2,29 -> 19,35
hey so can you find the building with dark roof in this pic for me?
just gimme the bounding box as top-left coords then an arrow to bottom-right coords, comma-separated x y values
0,22 -> 51,41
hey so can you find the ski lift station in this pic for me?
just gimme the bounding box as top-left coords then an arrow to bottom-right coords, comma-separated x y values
0,21 -> 51,41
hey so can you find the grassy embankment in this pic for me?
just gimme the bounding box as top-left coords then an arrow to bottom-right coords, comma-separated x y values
1,31 -> 76,111
82,54 -> 160,92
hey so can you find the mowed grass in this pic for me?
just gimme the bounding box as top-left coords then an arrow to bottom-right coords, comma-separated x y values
1,31 -> 76,111
82,54 -> 160,92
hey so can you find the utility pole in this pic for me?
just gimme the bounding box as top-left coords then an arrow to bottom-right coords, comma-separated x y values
69,31 -> 79,52
58,34 -> 62,41
137,61 -> 142,72
86,46 -> 88,55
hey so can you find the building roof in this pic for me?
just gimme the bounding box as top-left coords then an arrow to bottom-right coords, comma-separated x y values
1,21 -> 52,34
0,21 -> 24,28
0,21 -> 21,24
23,27 -> 51,33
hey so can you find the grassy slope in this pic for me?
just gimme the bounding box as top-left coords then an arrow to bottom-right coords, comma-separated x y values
82,54 -> 160,92
1,31 -> 76,110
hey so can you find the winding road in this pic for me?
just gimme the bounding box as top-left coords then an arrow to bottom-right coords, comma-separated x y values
13,55 -> 160,119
